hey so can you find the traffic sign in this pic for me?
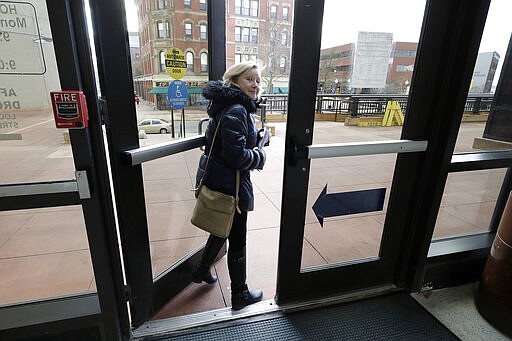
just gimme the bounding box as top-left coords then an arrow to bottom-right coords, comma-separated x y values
165,48 -> 187,80
167,80 -> 189,109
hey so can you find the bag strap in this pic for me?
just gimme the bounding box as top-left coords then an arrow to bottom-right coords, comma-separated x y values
200,108 -> 241,214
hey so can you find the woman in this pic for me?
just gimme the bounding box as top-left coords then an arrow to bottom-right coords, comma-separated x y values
192,61 -> 269,310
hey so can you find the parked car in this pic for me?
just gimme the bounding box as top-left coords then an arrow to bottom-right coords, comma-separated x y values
195,98 -> 209,106
138,118 -> 172,134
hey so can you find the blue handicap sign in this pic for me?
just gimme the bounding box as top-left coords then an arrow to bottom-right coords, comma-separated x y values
167,80 -> 189,109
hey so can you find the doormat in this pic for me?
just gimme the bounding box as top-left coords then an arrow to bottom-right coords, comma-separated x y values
149,292 -> 459,340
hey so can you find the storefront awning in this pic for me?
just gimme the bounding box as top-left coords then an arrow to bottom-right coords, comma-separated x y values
270,87 -> 288,94
148,87 -> 167,94
149,87 -> 203,94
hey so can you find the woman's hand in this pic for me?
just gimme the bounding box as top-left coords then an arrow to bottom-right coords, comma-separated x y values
257,128 -> 271,149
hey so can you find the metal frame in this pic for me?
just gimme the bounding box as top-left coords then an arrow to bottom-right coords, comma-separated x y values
87,0 -> 228,329
393,0 -> 493,290
307,140 -> 428,159
46,0 -> 129,339
124,135 -> 205,165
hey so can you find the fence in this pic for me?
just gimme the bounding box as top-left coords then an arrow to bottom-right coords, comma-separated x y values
258,93 -> 494,122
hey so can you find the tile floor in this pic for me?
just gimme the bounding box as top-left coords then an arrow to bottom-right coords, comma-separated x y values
413,283 -> 510,340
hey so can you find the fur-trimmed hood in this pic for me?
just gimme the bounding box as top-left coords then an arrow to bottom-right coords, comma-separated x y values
202,80 -> 258,117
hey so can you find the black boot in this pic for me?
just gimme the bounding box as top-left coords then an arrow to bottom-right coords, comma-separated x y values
228,248 -> 263,310
192,235 -> 225,284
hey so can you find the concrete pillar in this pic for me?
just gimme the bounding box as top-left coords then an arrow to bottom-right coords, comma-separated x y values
475,191 -> 512,337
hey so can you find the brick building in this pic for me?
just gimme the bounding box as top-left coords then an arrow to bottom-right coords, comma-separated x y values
133,0 -> 294,109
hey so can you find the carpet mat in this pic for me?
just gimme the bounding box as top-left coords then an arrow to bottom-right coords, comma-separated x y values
152,292 -> 459,340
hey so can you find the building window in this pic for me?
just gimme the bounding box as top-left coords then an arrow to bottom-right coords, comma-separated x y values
157,21 -> 164,38
281,31 -> 287,46
185,23 -> 192,38
235,0 -> 258,16
199,0 -> 206,11
156,0 -> 166,10
250,28 -> 258,43
268,54 -> 273,68
270,28 -> 277,44
235,53 -> 242,64
159,51 -> 166,72
242,0 -> 250,15
283,7 -> 289,21
280,56 -> 286,74
392,49 -> 417,57
166,21 -> 171,38
186,51 -> 194,72
396,64 -> 414,72
200,24 -> 207,40
270,4 -> 277,18
235,26 -> 241,42
184,0 -> 191,9
250,0 -> 258,17
201,52 -> 208,72
242,27 -> 250,43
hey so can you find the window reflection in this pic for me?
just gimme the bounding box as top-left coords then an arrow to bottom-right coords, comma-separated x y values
456,0 -> 512,153
433,169 -> 507,240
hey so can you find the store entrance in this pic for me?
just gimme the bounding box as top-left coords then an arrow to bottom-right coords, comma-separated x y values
2,0 -> 506,340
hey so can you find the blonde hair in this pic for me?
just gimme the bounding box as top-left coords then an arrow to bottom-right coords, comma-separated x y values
223,61 -> 262,87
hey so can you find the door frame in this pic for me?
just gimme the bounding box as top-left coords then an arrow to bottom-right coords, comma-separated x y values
276,0 -> 492,303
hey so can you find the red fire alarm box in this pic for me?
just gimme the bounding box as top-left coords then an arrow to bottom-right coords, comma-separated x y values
50,90 -> 89,129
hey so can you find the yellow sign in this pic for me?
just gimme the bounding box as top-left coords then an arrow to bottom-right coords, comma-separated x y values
165,48 -> 187,80
382,101 -> 404,126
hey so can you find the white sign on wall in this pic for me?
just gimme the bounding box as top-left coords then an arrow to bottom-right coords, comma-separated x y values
351,31 -> 393,89
0,1 -> 46,75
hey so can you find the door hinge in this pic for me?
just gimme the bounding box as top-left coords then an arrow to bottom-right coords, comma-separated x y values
75,170 -> 91,199
99,96 -> 109,126
124,284 -> 131,302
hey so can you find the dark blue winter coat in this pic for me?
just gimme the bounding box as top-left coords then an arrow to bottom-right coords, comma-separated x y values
196,80 -> 266,211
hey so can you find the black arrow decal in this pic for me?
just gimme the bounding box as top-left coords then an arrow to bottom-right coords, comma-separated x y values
312,185 -> 386,227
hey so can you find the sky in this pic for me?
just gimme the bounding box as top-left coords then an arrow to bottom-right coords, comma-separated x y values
321,0 -> 510,54
123,0 -> 511,76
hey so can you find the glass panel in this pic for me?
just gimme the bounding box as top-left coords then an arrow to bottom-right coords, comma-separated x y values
432,169 -> 506,240
142,149 -> 207,277
301,0 -> 425,270
0,1 -> 75,185
0,206 -> 95,305
455,0 -> 512,152
303,153 -> 395,267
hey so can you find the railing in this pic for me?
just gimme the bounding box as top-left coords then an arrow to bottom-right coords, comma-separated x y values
258,93 -> 494,121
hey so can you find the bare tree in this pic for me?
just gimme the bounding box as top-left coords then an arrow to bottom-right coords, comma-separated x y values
318,54 -> 337,93
259,11 -> 292,94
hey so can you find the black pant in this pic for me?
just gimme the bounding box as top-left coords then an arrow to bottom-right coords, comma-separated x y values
201,210 -> 248,289
226,210 -> 248,254
203,210 -> 248,262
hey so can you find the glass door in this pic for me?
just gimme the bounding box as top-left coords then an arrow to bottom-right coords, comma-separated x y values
0,0 -> 127,338
86,0 -> 230,328
276,0 -> 490,303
